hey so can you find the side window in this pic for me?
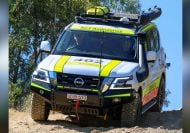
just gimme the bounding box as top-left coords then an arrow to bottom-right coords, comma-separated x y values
152,29 -> 160,51
144,30 -> 153,52
145,29 -> 160,52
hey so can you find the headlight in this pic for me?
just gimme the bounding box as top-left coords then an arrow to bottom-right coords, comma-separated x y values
49,71 -> 57,87
110,76 -> 133,89
32,68 -> 50,83
101,78 -> 114,93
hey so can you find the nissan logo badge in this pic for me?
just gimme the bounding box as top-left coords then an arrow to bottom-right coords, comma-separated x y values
74,77 -> 84,87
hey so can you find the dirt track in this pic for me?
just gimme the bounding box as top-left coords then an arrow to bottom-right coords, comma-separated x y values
9,109 -> 182,133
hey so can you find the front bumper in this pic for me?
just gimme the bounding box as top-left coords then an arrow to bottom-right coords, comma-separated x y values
30,81 -> 136,115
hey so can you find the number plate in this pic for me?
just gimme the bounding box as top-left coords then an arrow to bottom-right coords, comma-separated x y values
67,94 -> 87,101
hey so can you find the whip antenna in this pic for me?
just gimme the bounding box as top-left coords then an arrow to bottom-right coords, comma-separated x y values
98,32 -> 103,95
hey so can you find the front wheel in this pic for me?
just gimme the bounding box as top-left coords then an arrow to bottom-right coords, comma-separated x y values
121,93 -> 141,127
31,93 -> 50,121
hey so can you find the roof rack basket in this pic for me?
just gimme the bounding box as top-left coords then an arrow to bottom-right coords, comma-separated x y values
75,6 -> 161,26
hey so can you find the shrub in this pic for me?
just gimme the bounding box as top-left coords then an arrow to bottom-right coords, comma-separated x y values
9,82 -> 31,111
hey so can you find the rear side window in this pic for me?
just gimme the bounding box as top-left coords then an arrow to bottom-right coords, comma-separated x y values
144,30 -> 152,51
144,28 -> 160,52
152,29 -> 160,51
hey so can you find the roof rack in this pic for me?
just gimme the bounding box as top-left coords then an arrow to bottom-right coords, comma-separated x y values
75,6 -> 161,27
140,6 -> 162,25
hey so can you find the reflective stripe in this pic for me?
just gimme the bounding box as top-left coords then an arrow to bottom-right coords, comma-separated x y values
142,87 -> 158,105
57,85 -> 98,92
92,89 -> 99,92
57,85 -> 64,89
100,60 -> 121,77
67,61 -> 100,68
31,83 -> 50,92
142,76 -> 161,97
70,24 -> 135,35
141,24 -> 156,32
104,93 -> 131,98
54,55 -> 71,72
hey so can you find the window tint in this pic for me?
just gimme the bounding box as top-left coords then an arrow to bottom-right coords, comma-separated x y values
144,30 -> 152,52
53,30 -> 137,61
152,29 -> 160,51
144,29 -> 160,52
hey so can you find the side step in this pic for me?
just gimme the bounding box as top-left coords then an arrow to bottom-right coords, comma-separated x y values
141,99 -> 157,114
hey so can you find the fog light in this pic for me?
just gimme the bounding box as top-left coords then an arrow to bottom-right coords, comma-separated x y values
112,98 -> 121,103
39,90 -> 44,95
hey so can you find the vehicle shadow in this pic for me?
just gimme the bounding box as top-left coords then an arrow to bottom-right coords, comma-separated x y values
137,110 -> 182,130
38,110 -> 182,132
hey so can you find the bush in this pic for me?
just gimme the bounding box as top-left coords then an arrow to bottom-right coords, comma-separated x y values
164,89 -> 171,107
9,82 -> 31,111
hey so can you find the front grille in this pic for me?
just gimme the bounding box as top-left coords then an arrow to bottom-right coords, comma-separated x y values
57,73 -> 103,91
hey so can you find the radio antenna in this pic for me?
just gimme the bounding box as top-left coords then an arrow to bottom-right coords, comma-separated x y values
98,32 -> 103,95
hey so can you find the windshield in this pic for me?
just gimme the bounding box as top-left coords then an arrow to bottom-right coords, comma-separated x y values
53,30 -> 137,61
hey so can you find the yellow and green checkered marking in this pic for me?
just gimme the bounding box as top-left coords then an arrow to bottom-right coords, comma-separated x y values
142,76 -> 161,97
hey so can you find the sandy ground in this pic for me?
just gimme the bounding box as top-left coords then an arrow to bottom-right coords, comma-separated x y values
9,109 -> 182,133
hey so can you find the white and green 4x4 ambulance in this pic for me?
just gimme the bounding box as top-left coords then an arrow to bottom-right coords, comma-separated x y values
30,6 -> 167,126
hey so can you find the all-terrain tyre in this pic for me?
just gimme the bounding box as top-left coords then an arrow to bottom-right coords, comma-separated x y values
31,93 -> 50,121
121,93 -> 141,127
150,78 -> 165,112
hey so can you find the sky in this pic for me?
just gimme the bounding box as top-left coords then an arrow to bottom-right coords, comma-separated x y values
139,0 -> 182,111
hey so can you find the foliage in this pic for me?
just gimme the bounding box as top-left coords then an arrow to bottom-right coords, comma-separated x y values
101,0 -> 141,13
9,82 -> 28,110
164,89 -> 171,107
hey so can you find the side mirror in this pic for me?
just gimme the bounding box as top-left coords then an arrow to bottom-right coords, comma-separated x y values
147,51 -> 156,62
166,63 -> 171,69
40,41 -> 51,53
